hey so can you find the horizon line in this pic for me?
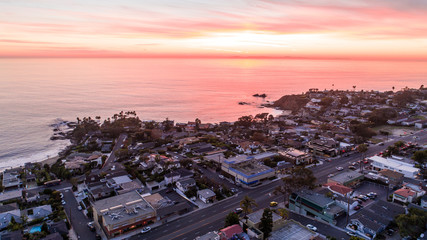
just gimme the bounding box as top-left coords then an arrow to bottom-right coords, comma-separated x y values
2,55 -> 427,62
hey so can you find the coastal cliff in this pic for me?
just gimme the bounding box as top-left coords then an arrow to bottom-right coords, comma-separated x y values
272,94 -> 309,112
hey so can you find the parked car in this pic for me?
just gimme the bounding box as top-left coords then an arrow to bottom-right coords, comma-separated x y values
141,227 -> 151,233
348,166 -> 356,170
270,201 -> 278,207
61,200 -> 66,205
306,224 -> 317,231
234,207 -> 243,214
328,173 -> 335,178
367,192 -> 377,199
218,175 -> 225,179
354,205 -> 361,210
77,206 -> 82,211
346,231 -> 356,236
87,222 -> 95,232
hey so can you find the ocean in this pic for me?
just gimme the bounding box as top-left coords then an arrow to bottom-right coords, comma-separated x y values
0,58 -> 426,169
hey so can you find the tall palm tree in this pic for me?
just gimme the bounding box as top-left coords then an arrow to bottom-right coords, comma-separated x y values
392,86 -> 395,92
357,144 -> 368,173
240,195 -> 257,222
353,85 -> 356,91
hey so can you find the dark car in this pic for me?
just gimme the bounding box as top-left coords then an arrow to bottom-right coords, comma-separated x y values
234,208 -> 243,214
87,222 -> 96,232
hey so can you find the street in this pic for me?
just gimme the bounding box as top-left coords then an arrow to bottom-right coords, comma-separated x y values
62,189 -> 97,240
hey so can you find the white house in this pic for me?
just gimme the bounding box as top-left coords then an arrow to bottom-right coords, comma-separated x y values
368,156 -> 419,179
197,189 -> 216,204
176,178 -> 196,193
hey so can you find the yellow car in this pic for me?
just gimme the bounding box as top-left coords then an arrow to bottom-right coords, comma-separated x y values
270,201 -> 278,207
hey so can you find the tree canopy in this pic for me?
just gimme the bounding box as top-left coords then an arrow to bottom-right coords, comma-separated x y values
224,212 -> 240,227
259,208 -> 273,239
396,208 -> 427,238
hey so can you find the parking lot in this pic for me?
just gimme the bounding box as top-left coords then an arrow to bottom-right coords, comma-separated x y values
352,181 -> 391,201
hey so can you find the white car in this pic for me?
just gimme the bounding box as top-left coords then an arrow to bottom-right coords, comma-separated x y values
218,175 -> 225,179
141,227 -> 151,233
77,206 -> 82,211
306,224 -> 317,231
336,167 -> 343,171
61,200 -> 66,205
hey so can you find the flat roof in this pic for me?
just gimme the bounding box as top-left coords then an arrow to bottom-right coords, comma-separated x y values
282,149 -> 307,158
329,170 -> 363,184
229,162 -> 273,179
247,208 -> 281,225
93,191 -> 155,227
297,190 -> 334,208
223,155 -> 253,165
369,156 -> 419,173
270,220 -> 317,240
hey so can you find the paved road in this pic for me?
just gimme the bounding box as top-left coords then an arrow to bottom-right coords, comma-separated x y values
93,133 -> 127,174
62,189 -> 97,240
128,129 -> 427,240
314,129 -> 427,183
130,180 -> 283,240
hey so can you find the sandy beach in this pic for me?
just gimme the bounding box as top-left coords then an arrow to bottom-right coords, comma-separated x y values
40,155 -> 60,166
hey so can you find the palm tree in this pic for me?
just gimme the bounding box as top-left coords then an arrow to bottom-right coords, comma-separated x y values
240,195 -> 257,222
357,144 -> 368,173
392,86 -> 395,92
353,85 -> 356,91
277,208 -> 289,220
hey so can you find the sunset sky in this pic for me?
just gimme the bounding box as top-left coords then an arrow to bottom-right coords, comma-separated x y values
1,0 -> 427,59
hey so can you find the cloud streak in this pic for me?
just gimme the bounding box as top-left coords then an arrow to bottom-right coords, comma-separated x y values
1,0 -> 427,58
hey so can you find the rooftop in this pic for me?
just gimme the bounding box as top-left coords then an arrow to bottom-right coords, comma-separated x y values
197,189 -> 216,199
229,161 -> 273,179
369,156 -> 419,173
329,170 -> 363,184
296,190 -> 334,208
93,191 -> 155,227
247,208 -> 281,225
270,220 -> 317,240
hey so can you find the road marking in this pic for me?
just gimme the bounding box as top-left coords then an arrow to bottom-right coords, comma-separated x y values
195,232 -> 199,235
163,230 -> 168,233
201,214 -> 205,217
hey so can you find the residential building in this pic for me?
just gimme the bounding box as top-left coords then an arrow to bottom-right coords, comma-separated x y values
0,203 -> 21,230
93,191 -> 156,238
0,190 -> 22,203
347,200 -> 405,240
393,187 -> 417,203
289,190 -> 345,225
176,178 -> 196,193
24,205 -> 53,221
246,208 -> 284,231
279,148 -> 312,165
369,156 -> 419,178
219,224 -> 243,240
197,189 -> 216,204
415,119 -> 427,129
2,170 -> 23,190
164,168 -> 193,185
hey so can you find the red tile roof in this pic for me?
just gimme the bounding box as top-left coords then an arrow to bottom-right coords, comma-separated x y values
220,224 -> 243,239
323,182 -> 352,195
394,187 -> 416,198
